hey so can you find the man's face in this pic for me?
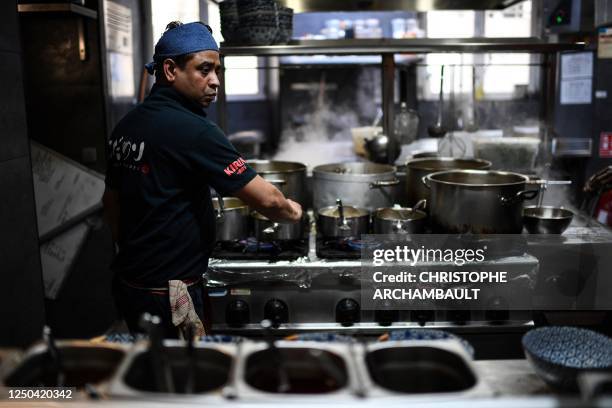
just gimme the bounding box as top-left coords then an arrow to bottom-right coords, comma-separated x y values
169,50 -> 221,108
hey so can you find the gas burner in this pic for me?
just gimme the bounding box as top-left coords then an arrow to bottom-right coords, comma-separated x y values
241,238 -> 278,253
212,238 -> 308,260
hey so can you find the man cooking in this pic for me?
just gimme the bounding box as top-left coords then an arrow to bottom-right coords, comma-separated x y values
103,21 -> 302,338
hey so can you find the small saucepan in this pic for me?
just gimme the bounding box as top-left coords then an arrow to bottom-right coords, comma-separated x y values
317,199 -> 370,239
523,206 -> 573,234
252,212 -> 306,241
213,197 -> 250,241
372,200 -> 427,234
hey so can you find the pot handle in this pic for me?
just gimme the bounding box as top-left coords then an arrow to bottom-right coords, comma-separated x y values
500,189 -> 539,206
336,199 -> 352,231
267,179 -> 287,186
421,176 -> 431,189
215,196 -> 225,219
370,178 -> 400,189
413,199 -> 427,212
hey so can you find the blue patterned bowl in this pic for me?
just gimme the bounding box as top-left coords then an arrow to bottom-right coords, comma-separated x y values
378,329 -> 475,358
522,326 -> 612,391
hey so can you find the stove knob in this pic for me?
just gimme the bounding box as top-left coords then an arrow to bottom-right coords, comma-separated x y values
410,310 -> 434,326
336,298 -> 360,326
226,300 -> 250,327
375,309 -> 399,326
448,310 -> 471,324
485,297 -> 509,323
264,298 -> 288,327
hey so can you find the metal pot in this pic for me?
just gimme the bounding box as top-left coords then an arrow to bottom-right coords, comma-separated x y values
405,157 -> 491,207
213,197 -> 250,241
252,212 -> 306,241
372,200 -> 427,234
313,162 -> 400,211
317,199 -> 370,238
424,170 -> 538,234
248,160 -> 307,205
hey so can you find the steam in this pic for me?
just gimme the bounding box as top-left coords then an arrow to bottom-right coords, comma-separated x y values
272,68 -> 380,172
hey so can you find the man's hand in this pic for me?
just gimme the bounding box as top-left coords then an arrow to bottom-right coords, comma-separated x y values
235,175 -> 303,223
286,199 -> 303,222
584,166 -> 612,193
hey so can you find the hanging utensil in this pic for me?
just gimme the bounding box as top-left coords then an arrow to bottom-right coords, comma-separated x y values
428,65 -> 447,138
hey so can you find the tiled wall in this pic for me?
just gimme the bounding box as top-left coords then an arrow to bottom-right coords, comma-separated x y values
0,1 -> 46,347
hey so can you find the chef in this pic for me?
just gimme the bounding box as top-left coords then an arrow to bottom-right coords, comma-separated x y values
103,21 -> 302,338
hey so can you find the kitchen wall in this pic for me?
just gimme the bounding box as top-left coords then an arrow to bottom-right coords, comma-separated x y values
0,0 -> 46,347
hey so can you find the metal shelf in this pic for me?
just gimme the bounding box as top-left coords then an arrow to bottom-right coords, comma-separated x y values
17,3 -> 98,19
220,38 -> 586,56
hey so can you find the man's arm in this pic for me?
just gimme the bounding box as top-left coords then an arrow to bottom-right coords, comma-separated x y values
234,175 -> 302,223
102,187 -> 120,244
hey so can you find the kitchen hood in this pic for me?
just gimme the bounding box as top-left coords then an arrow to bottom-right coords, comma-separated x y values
279,0 -> 524,12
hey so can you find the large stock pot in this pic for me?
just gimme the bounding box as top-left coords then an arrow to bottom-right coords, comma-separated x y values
423,170 -> 538,234
405,158 -> 491,207
313,162 -> 400,211
213,197 -> 250,241
248,160 -> 307,205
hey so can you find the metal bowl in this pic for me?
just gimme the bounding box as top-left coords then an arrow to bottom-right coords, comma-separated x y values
523,206 -> 573,234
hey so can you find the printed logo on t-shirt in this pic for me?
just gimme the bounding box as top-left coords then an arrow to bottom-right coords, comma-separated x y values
108,137 -> 149,174
224,157 -> 247,176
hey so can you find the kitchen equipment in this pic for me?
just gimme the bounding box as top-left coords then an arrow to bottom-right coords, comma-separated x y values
523,206 -> 574,234
351,126 -> 382,157
405,157 -> 492,207
363,342 -> 477,394
313,162 -> 400,211
317,199 -> 370,238
252,212 -> 306,241
248,160 -> 307,205
372,200 -> 427,234
522,326 -> 612,391
427,65 -> 447,138
3,340 -> 125,388
213,197 -> 250,242
394,102 -> 419,145
108,340 -> 235,396
423,169 -> 538,234
364,131 -> 400,164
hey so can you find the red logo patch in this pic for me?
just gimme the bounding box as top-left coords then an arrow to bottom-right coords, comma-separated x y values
140,164 -> 150,174
223,157 -> 247,176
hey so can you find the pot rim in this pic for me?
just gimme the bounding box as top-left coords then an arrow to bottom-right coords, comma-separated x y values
523,206 -> 574,220
427,169 -> 529,187
318,205 -> 370,218
247,160 -> 307,174
213,197 -> 249,211
373,207 -> 427,221
406,157 -> 492,171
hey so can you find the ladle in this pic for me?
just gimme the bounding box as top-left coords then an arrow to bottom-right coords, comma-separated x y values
427,65 -> 447,138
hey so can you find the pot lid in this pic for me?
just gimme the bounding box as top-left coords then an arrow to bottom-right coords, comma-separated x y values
248,160 -> 306,174
406,157 -> 491,171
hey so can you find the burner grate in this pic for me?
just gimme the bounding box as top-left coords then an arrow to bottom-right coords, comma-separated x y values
212,238 -> 308,260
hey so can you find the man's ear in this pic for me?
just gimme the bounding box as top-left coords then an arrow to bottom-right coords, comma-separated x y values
162,58 -> 178,83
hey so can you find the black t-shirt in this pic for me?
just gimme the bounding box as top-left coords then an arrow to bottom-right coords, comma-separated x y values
105,84 -> 256,286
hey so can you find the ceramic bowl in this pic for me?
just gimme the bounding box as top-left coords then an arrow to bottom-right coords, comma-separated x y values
522,326 -> 612,391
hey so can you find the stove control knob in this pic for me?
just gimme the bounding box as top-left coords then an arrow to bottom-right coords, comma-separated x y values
375,309 -> 399,326
264,298 -> 288,327
226,299 -> 250,327
336,298 -> 360,326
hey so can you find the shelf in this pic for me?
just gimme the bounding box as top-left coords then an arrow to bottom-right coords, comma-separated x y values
18,3 -> 98,19
220,38 -> 586,56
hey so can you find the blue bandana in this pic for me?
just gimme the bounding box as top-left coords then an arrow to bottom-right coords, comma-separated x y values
145,22 -> 219,75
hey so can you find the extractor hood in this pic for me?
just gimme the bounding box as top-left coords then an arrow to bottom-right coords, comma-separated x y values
279,0 -> 524,12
